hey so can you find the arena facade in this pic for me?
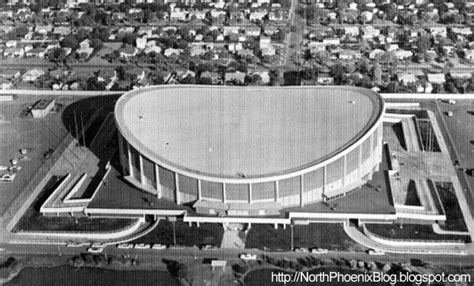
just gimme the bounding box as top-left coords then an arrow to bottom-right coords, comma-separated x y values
115,85 -> 385,216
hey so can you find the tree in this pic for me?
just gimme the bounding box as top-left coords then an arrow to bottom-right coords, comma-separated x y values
15,26 -> 29,37
47,47 -> 67,62
372,63 -> 382,86
417,35 -> 431,54
61,34 -> 79,49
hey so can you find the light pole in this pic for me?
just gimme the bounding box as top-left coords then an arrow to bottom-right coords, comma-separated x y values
290,224 -> 294,251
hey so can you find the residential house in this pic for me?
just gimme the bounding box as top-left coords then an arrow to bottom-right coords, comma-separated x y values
451,27 -> 472,36
259,37 -> 271,49
465,49 -> 474,61
223,26 -> 240,36
22,69 -> 45,82
249,10 -> 267,21
245,27 -> 261,37
309,42 -> 325,55
136,37 -> 147,50
395,49 -> 413,60
35,25 -> 53,35
164,48 -> 183,57
53,26 -> 71,36
76,47 -> 94,59
5,40 -> 17,48
228,43 -> 243,52
170,10 -> 188,21
137,26 -> 155,37
369,49 -> 384,59
225,71 -> 246,84
343,26 -> 359,36
264,26 -> 279,36
190,45 -> 206,57
427,73 -> 446,84
430,27 -> 447,38
79,39 -> 91,49
119,45 -> 138,58
261,45 -> 276,57
268,10 -> 283,21
323,38 -> 340,46
398,73 -> 416,85
361,25 -> 380,39
200,71 -> 221,84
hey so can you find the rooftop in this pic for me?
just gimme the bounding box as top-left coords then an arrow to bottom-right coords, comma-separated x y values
115,85 -> 384,179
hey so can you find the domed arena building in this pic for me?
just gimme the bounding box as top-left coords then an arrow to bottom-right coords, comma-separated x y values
115,85 -> 385,216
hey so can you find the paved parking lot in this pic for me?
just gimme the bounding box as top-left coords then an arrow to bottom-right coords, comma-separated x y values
0,95 -> 75,216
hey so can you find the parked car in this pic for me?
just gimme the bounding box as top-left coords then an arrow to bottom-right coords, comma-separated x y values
293,247 -> 309,253
201,244 -> 218,250
91,243 -> 106,248
368,249 -> 385,255
447,111 -> 454,117
311,248 -> 328,254
117,243 -> 133,249
134,243 -> 150,249
239,253 -> 257,261
0,173 -> 16,182
151,244 -> 167,250
87,247 -> 104,253
168,245 -> 185,250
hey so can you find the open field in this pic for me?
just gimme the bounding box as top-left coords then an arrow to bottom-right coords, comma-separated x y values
245,223 -> 363,252
365,223 -> 471,243
132,220 -> 224,247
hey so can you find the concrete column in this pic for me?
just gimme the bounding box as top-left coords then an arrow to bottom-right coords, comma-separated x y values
155,164 -> 162,199
197,222 -> 200,227
139,155 -> 145,185
343,154 -> 347,187
127,143 -> 133,179
197,179 -> 202,200
222,183 -> 227,203
275,181 -> 279,202
322,165 -> 327,198
247,222 -> 251,230
248,183 -> 252,204
175,172 -> 180,205
300,175 -> 304,207
274,223 -> 278,229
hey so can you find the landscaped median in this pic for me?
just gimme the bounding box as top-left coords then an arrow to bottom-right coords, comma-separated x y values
363,223 -> 471,246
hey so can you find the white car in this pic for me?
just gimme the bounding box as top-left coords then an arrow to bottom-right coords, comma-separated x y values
91,243 -> 106,248
293,247 -> 309,253
448,99 -> 456,105
368,249 -> 385,255
0,166 -> 8,171
134,243 -> 150,249
447,111 -> 454,117
0,174 -> 16,182
87,247 -> 104,253
311,248 -> 328,254
117,243 -> 133,249
239,253 -> 257,261
151,244 -> 167,250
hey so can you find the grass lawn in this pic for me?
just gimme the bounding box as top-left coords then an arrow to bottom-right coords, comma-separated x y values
132,220 -> 224,247
365,223 -> 471,243
13,175 -> 136,232
435,182 -> 468,232
245,223 -> 364,251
